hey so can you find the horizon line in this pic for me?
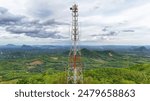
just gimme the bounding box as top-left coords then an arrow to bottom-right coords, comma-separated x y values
0,44 -> 150,46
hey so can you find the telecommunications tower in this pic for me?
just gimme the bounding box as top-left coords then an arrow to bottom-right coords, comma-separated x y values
67,4 -> 83,84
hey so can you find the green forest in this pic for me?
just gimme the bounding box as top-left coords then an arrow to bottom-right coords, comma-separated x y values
0,47 -> 150,84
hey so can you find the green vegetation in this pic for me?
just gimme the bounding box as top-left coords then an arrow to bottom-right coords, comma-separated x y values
0,48 -> 150,84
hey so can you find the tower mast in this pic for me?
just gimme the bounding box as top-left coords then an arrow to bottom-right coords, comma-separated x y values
68,4 -> 83,84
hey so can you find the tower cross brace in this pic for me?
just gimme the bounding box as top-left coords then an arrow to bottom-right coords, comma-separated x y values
67,4 -> 83,84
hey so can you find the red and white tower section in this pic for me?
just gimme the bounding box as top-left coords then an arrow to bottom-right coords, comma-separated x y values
68,4 -> 83,84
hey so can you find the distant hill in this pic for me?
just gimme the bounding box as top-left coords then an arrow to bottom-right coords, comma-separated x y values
0,44 -> 18,48
63,48 -> 120,60
0,45 -> 150,53
81,48 -> 119,57
134,46 -> 148,51
6,44 -> 16,47
21,45 -> 33,49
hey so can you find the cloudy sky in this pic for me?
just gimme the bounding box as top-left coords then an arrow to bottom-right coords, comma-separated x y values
0,0 -> 150,45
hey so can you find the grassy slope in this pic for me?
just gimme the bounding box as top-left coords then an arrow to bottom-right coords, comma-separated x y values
0,49 -> 150,84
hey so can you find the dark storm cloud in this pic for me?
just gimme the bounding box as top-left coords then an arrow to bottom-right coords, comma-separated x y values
6,26 -> 65,39
6,26 -> 40,34
102,26 -> 110,32
98,25 -> 135,38
4,18 -> 68,38
92,25 -> 119,37
122,29 -> 135,32
0,6 -> 67,39
91,25 -> 121,41
0,7 -> 24,25
26,31 -> 64,39
92,31 -> 118,37
103,31 -> 118,36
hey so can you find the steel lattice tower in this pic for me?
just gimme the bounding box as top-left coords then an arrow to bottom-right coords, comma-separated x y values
67,4 -> 83,84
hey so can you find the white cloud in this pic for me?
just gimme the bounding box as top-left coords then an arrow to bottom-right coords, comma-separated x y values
0,0 -> 150,45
